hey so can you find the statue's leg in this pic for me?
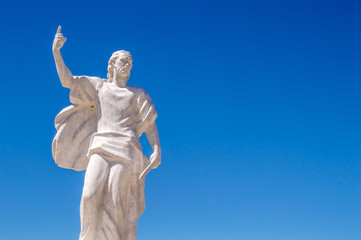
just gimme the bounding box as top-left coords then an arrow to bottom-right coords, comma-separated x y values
107,161 -> 136,240
79,154 -> 109,240
125,176 -> 138,240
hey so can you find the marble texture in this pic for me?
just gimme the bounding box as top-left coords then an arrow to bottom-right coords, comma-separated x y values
52,26 -> 161,240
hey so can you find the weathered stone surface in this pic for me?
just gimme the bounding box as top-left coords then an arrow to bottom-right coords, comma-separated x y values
52,26 -> 161,240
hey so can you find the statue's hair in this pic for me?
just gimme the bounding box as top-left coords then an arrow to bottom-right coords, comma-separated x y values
106,50 -> 132,82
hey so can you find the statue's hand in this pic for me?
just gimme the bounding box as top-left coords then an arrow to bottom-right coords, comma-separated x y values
149,148 -> 161,169
139,146 -> 161,180
52,26 -> 67,53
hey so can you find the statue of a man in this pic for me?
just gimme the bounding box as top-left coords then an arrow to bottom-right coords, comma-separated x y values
51,26 -> 161,240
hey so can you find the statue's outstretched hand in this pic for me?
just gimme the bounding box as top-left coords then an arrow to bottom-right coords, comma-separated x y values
53,26 -> 67,53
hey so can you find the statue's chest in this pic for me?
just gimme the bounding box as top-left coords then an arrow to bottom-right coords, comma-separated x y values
97,84 -> 136,112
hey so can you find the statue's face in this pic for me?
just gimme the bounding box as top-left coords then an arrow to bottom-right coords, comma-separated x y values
113,54 -> 133,79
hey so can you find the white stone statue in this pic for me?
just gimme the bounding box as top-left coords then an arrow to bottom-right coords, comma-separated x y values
51,26 -> 161,240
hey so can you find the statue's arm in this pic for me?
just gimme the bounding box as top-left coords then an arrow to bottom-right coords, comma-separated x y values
145,122 -> 161,169
52,26 -> 74,89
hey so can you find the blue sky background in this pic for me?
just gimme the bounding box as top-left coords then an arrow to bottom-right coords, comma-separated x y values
0,0 -> 360,239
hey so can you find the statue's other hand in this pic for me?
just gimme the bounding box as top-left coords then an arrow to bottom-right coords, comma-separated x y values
149,151 -> 161,169
52,26 -> 67,53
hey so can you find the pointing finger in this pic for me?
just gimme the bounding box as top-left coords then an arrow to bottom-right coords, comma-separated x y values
57,26 -> 61,33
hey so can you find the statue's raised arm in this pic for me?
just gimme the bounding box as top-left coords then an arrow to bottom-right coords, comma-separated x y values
53,26 -> 74,88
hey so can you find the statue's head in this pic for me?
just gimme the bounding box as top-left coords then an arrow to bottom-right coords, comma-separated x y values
107,50 -> 133,85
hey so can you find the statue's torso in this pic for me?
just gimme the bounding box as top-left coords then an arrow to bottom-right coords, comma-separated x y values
61,76 -> 156,164
86,80 -> 155,163
96,82 -> 139,137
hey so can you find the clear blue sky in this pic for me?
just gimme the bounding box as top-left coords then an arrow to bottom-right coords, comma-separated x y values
0,0 -> 360,239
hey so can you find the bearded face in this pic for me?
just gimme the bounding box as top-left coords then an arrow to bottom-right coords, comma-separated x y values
113,54 -> 132,79
107,51 -> 133,84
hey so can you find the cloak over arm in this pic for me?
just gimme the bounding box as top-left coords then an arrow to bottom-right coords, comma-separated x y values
52,76 -> 101,171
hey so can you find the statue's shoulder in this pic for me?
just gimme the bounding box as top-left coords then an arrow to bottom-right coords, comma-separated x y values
75,75 -> 103,81
127,85 -> 148,96
74,75 -> 105,88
